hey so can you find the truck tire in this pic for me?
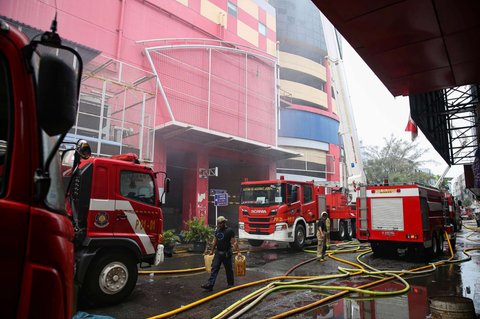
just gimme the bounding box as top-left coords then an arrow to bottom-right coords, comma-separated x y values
437,232 -> 444,255
339,221 -> 348,241
371,242 -> 384,256
430,233 -> 439,256
290,224 -> 306,250
347,220 -> 353,239
248,239 -> 264,247
82,251 -> 138,306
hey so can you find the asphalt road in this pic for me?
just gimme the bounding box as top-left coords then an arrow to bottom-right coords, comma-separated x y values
81,223 -> 480,319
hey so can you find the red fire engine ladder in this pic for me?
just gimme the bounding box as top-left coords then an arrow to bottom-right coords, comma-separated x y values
358,186 -> 369,237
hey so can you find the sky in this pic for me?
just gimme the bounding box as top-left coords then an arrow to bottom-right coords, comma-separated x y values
340,40 -> 464,179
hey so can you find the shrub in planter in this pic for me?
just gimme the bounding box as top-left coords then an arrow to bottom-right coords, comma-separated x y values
162,229 -> 180,257
181,217 -> 214,252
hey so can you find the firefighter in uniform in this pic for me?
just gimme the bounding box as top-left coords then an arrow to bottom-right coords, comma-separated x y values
317,212 -> 328,261
325,213 -> 331,248
201,216 -> 240,291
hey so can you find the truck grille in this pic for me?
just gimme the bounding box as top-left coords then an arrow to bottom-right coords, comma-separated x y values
248,217 -> 270,222
251,230 -> 270,235
249,223 -> 269,229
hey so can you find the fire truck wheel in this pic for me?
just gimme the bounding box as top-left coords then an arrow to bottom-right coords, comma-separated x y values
371,242 -> 384,256
339,222 -> 348,241
290,224 -> 306,250
437,232 -> 444,255
248,239 -> 264,247
83,251 -> 138,305
430,233 -> 439,256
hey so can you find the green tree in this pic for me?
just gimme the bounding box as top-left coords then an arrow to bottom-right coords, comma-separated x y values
363,135 -> 436,185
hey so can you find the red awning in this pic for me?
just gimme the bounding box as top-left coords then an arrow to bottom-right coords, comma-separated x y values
313,0 -> 480,96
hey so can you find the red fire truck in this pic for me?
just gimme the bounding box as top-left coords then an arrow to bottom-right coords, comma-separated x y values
0,19 -> 83,318
64,146 -> 169,305
324,186 -> 357,240
356,183 -> 456,257
238,177 -> 356,249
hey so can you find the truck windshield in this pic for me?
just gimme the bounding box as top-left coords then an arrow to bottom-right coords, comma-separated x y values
240,184 -> 283,205
120,170 -> 156,206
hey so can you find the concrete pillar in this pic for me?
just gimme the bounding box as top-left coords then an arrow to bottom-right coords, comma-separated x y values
268,160 -> 277,179
152,138 -> 167,189
182,151 -> 209,226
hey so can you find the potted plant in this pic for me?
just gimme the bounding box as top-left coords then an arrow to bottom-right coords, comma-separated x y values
181,217 -> 214,253
162,229 -> 180,257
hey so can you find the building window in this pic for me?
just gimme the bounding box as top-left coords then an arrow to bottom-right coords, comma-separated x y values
227,1 -> 237,16
259,22 -> 267,36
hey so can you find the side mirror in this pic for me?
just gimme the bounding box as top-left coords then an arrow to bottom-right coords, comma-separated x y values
37,54 -> 78,136
164,177 -> 171,193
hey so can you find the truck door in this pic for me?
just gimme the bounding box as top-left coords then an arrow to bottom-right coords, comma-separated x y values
302,184 -> 316,222
0,40 -> 31,318
115,168 -> 161,256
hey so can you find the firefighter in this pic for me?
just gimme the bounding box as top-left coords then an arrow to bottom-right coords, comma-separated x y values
201,216 -> 240,291
317,212 -> 328,261
325,212 -> 331,248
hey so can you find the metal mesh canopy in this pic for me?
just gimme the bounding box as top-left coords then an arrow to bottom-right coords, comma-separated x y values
143,38 -> 278,146
68,55 -> 157,163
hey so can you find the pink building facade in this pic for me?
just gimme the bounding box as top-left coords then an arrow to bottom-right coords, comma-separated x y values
2,0 -> 298,229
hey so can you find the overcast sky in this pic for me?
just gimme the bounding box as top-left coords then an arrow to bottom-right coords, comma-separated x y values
340,40 -> 463,179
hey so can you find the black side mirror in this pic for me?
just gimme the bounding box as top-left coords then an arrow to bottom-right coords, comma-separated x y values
164,177 -> 171,193
37,55 -> 78,136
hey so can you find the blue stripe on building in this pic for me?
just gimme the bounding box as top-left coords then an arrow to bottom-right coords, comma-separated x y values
279,109 -> 339,145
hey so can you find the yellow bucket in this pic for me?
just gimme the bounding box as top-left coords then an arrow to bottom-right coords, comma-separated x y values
204,254 -> 214,272
234,254 -> 246,276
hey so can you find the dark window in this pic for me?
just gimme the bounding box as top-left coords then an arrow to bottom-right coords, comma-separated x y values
120,170 -> 155,205
285,184 -> 299,203
303,185 -> 313,203
0,53 -> 12,197
280,68 -> 325,91
227,1 -> 237,16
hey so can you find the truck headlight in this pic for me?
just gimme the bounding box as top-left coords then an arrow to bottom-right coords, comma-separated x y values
239,222 -> 244,230
275,224 -> 286,231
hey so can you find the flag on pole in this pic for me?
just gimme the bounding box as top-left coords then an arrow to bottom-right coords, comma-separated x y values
405,114 -> 418,141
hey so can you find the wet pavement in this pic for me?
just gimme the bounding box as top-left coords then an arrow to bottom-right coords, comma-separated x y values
82,222 -> 480,318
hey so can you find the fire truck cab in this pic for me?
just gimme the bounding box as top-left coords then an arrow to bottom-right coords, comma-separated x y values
64,148 -> 168,305
0,19 -> 82,318
239,178 -> 320,250
356,183 -> 456,258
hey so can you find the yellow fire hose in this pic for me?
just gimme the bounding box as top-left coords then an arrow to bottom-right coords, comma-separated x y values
146,232 -> 480,319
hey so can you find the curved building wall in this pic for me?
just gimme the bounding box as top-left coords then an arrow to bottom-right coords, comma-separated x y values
270,0 -> 341,182
272,0 -> 327,63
